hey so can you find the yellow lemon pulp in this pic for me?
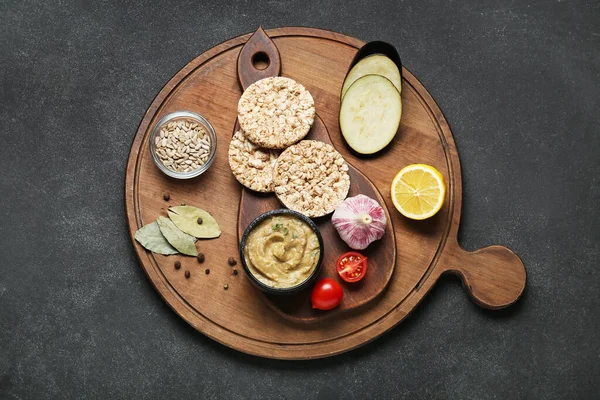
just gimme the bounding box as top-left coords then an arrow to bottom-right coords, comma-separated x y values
391,164 -> 446,220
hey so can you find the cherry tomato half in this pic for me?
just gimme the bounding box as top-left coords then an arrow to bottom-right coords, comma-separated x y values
311,278 -> 343,310
336,252 -> 368,283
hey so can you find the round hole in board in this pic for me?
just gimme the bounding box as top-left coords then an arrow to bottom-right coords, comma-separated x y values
251,52 -> 270,70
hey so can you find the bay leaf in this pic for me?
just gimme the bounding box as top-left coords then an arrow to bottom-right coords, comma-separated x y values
156,216 -> 198,256
168,206 -> 221,239
134,221 -> 179,255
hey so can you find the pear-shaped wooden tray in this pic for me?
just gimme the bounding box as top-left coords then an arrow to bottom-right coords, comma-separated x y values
234,29 -> 396,323
125,27 -> 526,360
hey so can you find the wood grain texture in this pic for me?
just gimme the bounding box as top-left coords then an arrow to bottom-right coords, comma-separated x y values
237,26 -> 281,91
124,27 -> 526,359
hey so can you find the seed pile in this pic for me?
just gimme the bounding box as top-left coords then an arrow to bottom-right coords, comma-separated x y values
154,120 -> 211,173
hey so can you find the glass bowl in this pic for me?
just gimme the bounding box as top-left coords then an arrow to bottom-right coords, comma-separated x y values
149,111 -> 217,179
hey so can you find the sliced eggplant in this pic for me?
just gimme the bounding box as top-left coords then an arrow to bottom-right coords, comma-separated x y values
339,75 -> 402,155
341,55 -> 402,99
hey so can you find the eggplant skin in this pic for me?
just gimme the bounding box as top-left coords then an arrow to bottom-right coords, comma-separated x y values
339,75 -> 402,155
341,54 -> 402,99
348,41 -> 402,74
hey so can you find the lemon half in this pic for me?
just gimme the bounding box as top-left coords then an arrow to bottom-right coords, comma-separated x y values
391,164 -> 446,220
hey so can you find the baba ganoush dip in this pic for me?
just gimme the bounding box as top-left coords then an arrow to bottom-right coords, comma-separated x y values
244,214 -> 320,288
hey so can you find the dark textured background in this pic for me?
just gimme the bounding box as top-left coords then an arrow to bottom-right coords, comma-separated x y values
1,0 -> 599,398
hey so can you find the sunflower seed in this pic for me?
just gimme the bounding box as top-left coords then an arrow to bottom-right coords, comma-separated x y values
153,118 -> 212,173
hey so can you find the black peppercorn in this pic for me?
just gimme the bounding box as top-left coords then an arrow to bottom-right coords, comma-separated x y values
228,257 -> 237,266
174,261 -> 181,270
185,271 -> 190,279
163,193 -> 170,201
197,253 -> 205,263
232,269 -> 238,276
205,269 -> 210,275
197,217 -> 203,224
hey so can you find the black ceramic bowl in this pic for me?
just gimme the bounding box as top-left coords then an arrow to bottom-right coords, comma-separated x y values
239,209 -> 324,296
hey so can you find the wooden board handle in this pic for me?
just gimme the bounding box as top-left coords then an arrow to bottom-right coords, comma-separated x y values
443,244 -> 526,309
237,26 -> 282,91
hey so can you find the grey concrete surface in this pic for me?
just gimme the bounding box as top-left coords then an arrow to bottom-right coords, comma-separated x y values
1,0 -> 598,399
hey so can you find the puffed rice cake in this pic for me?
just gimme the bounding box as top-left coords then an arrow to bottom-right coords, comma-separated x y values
237,77 -> 315,149
273,140 -> 350,217
228,129 -> 281,192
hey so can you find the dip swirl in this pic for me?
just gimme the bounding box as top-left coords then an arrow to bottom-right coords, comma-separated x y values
244,215 -> 320,288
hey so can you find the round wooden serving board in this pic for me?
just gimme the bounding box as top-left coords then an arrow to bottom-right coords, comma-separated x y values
125,27 -> 527,360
